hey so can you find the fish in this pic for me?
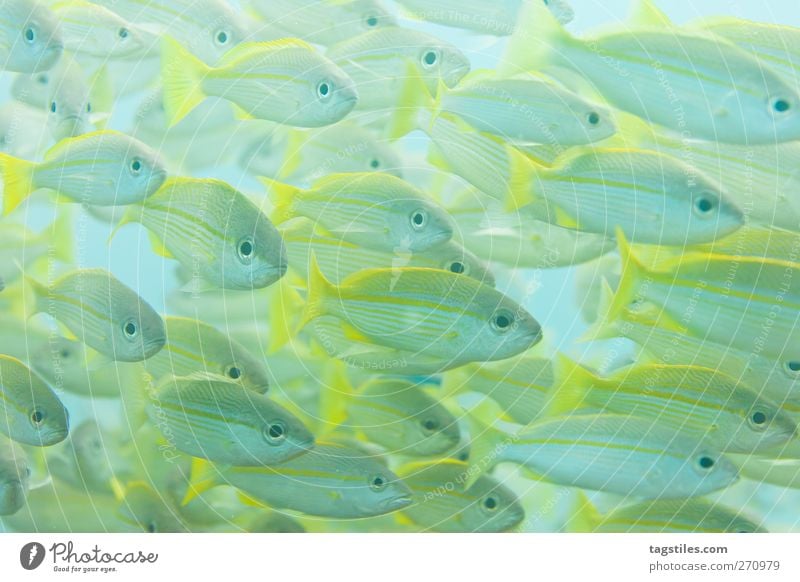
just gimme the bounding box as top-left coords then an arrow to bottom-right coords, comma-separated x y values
508,147 -> 744,246
398,459 -> 525,532
267,173 -> 455,253
321,375 -> 461,457
0,101 -> 49,159
184,441 -> 413,519
160,37 -> 358,127
51,1 -> 155,60
0,130 -> 167,214
25,268 -> 167,362
0,0 -> 63,73
502,0 -> 800,144
116,482 -> 188,533
46,421 -> 118,495
281,218 -> 494,286
0,438 -> 30,516
94,0 -> 249,65
548,357 -> 797,454
396,72 -> 616,146
468,411 -> 739,499
43,57 -> 100,140
145,373 -> 314,466
143,317 -> 271,394
298,260 -> 543,367
571,496 -> 767,533
326,27 -> 470,110
0,211 -> 72,285
0,355 -> 70,447
247,0 -> 397,45
443,355 -> 554,424
395,0 -> 574,34
114,177 -> 287,291
238,122 -> 404,183
605,233 -> 800,362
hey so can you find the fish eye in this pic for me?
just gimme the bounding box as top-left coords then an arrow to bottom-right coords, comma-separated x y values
410,209 -> 427,230
30,408 -> 45,426
771,97 -> 792,114
368,474 -> 387,491
60,347 -> 71,359
25,467 -> 32,478
457,450 -> 469,461
586,111 -> 601,125
50,101 -> 56,113
448,261 -> 466,274
263,421 -> 287,444
483,495 -> 499,511
24,27 -> 36,44
130,158 -> 143,174
237,237 -> 255,261
123,320 -> 138,339
420,418 -> 440,433
693,194 -> 715,216
748,409 -> 769,430
491,309 -> 515,333
784,360 -> 800,375
214,30 -> 229,46
225,365 -> 242,380
145,521 -> 157,533
37,74 -> 48,84
118,27 -> 129,39
365,15 -> 379,27
317,81 -> 332,100
86,102 -> 92,113
697,455 -> 715,470
369,158 -> 380,169
421,50 -> 439,68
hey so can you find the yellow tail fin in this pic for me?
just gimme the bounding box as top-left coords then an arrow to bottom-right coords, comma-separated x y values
160,36 -> 210,126
464,399 -> 509,489
182,457 -> 220,505
298,253 -> 335,333
543,354 -> 597,416
605,229 -> 648,324
260,176 -> 302,224
266,274 -> 305,353
387,61 -> 434,139
0,154 -> 37,216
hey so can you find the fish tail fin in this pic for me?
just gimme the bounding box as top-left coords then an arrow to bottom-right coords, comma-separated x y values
500,0 -> 573,76
0,153 -> 37,216
21,272 -> 47,315
318,359 -> 353,430
46,206 -> 75,264
566,491 -> 603,532
260,176 -> 301,224
628,0 -> 672,27
440,366 -> 471,398
160,36 -> 210,126
576,279 -> 623,343
464,400 -> 510,489
544,354 -> 597,416
120,372 -> 153,431
604,229 -> 646,324
505,146 -> 539,211
182,457 -> 220,505
298,253 -> 334,333
387,61 -> 434,139
266,274 -> 305,353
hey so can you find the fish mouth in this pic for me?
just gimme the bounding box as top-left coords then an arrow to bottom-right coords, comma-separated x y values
444,64 -> 471,88
382,495 -> 413,512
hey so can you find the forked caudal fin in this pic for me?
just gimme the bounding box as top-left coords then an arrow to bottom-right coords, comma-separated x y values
0,154 -> 37,216
160,36 -> 211,126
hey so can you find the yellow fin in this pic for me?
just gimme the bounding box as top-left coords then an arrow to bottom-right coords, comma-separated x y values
298,253 -> 335,332
628,0 -> 672,27
387,60 -> 433,139
260,176 -> 302,224
604,228 -> 648,324
566,491 -> 603,532
160,36 -> 210,126
544,354 -> 598,416
0,154 -> 37,215
318,359 -> 354,429
147,230 -> 174,258
464,399 -> 510,489
182,457 -> 219,505
266,276 -> 305,353
505,146 -> 537,211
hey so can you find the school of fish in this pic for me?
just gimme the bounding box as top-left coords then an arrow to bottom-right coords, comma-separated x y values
0,0 -> 798,533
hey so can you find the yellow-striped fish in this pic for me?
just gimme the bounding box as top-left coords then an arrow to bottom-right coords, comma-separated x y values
161,37 -> 358,127
185,442 -> 412,519
267,173 -> 455,253
0,130 -> 167,215
0,0 -> 63,73
0,355 -> 69,447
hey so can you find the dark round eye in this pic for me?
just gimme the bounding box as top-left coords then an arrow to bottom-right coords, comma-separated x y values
421,418 -> 439,432
37,74 -> 48,84
369,474 -> 387,491
86,102 -> 92,113
422,50 -> 438,67
772,97 -> 791,113
24,27 -> 35,43
317,81 -> 331,99
365,15 -> 379,27
130,158 -> 142,173
750,410 -> 768,425
118,27 -> 129,39
146,521 -> 157,533
785,360 -> 800,374
227,365 -> 242,380
698,456 -> 715,470
449,261 -> 465,274
410,209 -> 427,229
491,310 -> 514,332
31,409 -> 45,425
123,321 -> 138,338
694,196 -> 715,215
483,496 -> 498,511
215,30 -> 229,45
60,348 -> 71,359
237,237 -> 254,261
369,158 -> 380,169
586,111 -> 600,125
264,421 -> 287,444
50,101 -> 56,113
